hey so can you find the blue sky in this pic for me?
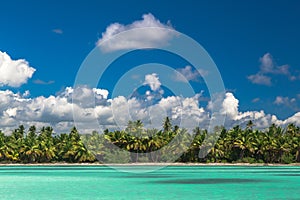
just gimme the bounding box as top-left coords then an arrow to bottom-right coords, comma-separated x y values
0,0 -> 300,132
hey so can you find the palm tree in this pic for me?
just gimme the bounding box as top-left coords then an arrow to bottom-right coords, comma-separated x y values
1,141 -> 19,162
233,131 -> 248,160
20,141 -> 42,163
40,139 -> 56,162
73,141 -> 95,162
163,117 -> 172,132
147,134 -> 163,162
246,120 -> 255,130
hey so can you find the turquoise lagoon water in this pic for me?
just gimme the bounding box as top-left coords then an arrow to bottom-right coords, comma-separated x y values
0,165 -> 299,200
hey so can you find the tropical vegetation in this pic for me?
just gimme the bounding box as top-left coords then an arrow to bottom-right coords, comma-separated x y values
0,118 -> 299,164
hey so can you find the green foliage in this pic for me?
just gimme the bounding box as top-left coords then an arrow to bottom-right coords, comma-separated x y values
237,157 -> 257,164
0,120 -> 299,164
103,149 -> 130,163
281,153 -> 294,164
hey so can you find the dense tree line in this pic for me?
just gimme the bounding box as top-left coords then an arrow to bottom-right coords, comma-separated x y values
0,118 -> 299,164
0,125 -> 95,163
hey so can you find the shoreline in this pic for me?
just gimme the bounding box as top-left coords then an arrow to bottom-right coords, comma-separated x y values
0,162 -> 299,167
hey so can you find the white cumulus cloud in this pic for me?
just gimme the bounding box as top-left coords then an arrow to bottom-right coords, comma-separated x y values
0,51 -> 36,87
283,112 -> 300,125
221,93 -> 239,119
96,13 -> 176,52
143,73 -> 161,91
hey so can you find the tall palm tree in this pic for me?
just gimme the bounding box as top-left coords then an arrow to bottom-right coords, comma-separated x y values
163,117 -> 172,133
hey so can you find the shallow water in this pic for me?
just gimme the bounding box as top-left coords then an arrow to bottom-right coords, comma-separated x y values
0,165 -> 299,199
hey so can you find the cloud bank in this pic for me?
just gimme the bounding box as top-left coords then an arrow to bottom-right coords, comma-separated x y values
0,80 -> 299,134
